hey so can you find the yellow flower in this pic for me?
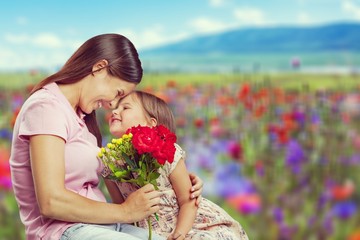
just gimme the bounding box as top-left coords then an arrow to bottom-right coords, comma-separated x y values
107,143 -> 114,149
101,147 -> 106,153
111,139 -> 117,144
98,152 -> 103,158
116,138 -> 123,145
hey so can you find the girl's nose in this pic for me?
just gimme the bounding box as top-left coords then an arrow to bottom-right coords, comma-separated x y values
112,108 -> 119,115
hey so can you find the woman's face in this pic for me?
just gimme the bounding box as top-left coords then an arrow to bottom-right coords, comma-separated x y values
80,70 -> 137,114
109,93 -> 152,137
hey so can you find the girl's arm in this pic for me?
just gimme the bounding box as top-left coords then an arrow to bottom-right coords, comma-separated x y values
104,179 -> 125,204
168,158 -> 198,240
30,134 -> 160,223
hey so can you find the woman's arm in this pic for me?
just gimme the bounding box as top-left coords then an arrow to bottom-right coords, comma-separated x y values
167,158 -> 198,240
30,134 -> 160,223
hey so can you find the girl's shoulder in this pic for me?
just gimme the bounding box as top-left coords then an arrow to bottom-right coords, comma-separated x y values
174,143 -> 186,162
162,143 -> 186,176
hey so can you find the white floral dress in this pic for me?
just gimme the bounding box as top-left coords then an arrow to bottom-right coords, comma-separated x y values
113,144 -> 249,240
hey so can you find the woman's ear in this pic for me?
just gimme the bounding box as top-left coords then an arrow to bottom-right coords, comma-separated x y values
92,59 -> 109,75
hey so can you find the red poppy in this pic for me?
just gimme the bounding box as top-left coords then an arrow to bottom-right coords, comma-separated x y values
194,118 -> 204,128
331,181 -> 355,201
238,83 -> 251,101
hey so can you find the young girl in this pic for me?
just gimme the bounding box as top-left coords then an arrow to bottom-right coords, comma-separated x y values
104,90 -> 249,240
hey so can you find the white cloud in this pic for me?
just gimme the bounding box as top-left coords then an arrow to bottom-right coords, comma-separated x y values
32,33 -> 63,48
189,17 -> 230,34
116,26 -> 189,50
5,33 -> 64,48
233,7 -> 267,26
297,12 -> 312,24
297,0 -> 307,5
209,0 -> 225,7
4,33 -> 29,44
0,48 -> 70,71
342,0 -> 360,19
1,33 -> 79,70
0,47 -> 16,66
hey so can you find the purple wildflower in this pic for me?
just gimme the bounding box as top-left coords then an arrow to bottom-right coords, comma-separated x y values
331,201 -> 357,220
272,207 -> 283,224
285,140 -> 305,174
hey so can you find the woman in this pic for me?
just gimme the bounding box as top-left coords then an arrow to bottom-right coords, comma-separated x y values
9,33 -> 203,240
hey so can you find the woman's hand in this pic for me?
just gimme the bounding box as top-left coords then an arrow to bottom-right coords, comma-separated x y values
189,173 -> 203,206
122,184 -> 161,222
167,231 -> 185,240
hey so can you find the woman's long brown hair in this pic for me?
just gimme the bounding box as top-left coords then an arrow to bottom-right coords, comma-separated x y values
31,34 -> 143,146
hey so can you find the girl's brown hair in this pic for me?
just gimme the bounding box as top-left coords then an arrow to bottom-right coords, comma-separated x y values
31,34 -> 143,146
133,91 -> 176,134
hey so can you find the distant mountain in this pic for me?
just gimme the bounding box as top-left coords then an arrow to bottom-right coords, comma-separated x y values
140,22 -> 360,55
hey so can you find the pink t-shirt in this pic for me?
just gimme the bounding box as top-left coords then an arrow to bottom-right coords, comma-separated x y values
10,83 -> 107,240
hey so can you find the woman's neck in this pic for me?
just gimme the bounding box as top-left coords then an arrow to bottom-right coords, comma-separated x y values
57,81 -> 82,111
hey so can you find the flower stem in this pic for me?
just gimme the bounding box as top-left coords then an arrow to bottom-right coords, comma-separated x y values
147,216 -> 152,240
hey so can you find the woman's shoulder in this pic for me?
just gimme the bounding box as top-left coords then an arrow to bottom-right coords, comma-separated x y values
25,84 -> 61,107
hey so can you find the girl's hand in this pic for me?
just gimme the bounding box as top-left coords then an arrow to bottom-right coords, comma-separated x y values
189,173 -> 203,206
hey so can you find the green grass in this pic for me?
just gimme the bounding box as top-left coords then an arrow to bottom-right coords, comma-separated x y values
141,72 -> 360,91
0,72 -> 46,90
1,72 -> 359,92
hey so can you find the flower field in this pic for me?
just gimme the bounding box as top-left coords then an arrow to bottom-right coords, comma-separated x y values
1,72 -> 360,239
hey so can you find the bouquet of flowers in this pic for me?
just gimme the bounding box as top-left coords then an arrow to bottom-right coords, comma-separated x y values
98,124 -> 177,240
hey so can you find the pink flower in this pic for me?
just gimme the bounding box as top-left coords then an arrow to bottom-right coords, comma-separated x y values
226,193 -> 261,215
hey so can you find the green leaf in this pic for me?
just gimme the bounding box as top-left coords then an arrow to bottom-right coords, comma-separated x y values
122,152 -> 137,169
150,179 -> 159,190
148,172 -> 160,180
114,170 -> 129,178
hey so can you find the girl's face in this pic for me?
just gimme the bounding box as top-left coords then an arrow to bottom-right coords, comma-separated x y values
80,67 -> 137,114
109,93 -> 154,137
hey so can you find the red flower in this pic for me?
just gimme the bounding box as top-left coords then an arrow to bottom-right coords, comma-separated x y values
194,118 -> 204,128
127,125 -> 177,165
153,142 -> 176,165
238,83 -> 251,101
156,125 -> 177,142
154,126 -> 176,164
331,180 -> 355,201
228,141 -> 242,161
129,125 -> 161,154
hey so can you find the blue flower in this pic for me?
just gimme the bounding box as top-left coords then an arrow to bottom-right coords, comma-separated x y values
331,201 -> 357,220
285,140 -> 305,174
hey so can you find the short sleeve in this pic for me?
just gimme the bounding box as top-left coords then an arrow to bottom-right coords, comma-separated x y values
163,143 -> 186,176
18,96 -> 68,141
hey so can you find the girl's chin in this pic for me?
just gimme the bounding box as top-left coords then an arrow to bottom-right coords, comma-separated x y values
109,128 -> 125,137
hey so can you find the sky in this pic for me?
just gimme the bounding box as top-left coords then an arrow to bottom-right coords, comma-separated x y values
1,0 -> 360,71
